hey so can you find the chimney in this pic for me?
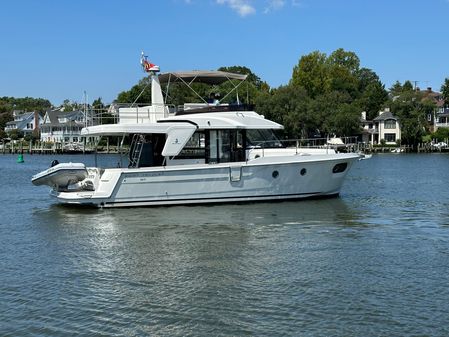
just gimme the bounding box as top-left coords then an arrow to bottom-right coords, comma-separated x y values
379,107 -> 389,116
34,111 -> 39,131
427,87 -> 432,92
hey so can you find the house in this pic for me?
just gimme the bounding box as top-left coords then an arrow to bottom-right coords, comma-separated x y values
361,108 -> 401,145
416,87 -> 447,131
40,109 -> 86,143
434,108 -> 449,130
4,110 -> 43,136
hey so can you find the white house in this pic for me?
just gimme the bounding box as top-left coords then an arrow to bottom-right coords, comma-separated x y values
4,110 -> 43,136
40,109 -> 86,143
434,108 -> 449,130
361,108 -> 401,145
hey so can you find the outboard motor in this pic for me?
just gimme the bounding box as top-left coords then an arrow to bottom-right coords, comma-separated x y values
51,159 -> 59,167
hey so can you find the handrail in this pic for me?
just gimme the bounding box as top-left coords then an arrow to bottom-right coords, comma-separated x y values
246,136 -> 360,158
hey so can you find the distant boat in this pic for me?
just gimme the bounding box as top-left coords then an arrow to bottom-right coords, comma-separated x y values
391,148 -> 404,153
358,152 -> 372,160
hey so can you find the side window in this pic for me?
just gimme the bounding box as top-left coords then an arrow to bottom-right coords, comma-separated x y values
177,131 -> 206,159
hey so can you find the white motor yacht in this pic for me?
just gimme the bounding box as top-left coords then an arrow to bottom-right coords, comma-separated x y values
32,58 -> 360,207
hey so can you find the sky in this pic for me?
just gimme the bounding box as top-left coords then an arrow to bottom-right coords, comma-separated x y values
0,0 -> 448,106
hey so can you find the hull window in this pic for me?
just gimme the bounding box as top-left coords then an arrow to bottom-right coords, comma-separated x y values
332,163 -> 348,173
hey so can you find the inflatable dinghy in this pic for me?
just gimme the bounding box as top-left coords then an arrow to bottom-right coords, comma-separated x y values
32,162 -> 88,189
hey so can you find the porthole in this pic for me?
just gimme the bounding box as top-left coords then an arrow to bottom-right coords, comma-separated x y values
300,168 -> 307,176
255,155 -> 260,159
332,163 -> 348,173
272,170 -> 279,178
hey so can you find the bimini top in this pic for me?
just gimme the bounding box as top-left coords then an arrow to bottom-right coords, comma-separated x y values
158,70 -> 247,85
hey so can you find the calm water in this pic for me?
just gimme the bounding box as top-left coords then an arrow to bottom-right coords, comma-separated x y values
1,153 -> 449,336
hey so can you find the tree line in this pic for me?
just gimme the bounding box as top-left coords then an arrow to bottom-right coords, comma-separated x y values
2,49 -> 449,146
116,48 -> 449,146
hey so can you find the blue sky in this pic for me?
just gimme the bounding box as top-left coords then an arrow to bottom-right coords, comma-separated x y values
0,0 -> 448,105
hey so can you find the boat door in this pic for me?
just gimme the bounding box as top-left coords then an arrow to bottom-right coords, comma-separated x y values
229,166 -> 242,182
206,130 -> 245,163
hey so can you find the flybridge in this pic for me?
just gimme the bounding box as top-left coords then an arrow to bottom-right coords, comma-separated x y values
159,70 -> 249,112
117,67 -> 252,123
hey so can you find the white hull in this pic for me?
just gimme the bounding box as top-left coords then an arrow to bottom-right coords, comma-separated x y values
50,154 -> 358,207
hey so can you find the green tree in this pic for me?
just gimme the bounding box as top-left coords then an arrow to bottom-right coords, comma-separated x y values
218,66 -> 265,88
92,97 -> 104,109
432,127 -> 449,142
0,112 -> 13,130
116,77 -> 152,104
357,82 -> 389,120
0,96 -> 52,113
327,48 -> 360,74
389,81 -> 403,97
255,85 -> 311,138
218,66 -> 269,104
62,99 -> 74,112
390,90 -> 432,147
357,68 -> 381,93
291,51 -> 330,98
402,80 -> 414,92
324,104 -> 361,137
8,129 -> 24,140
307,91 -> 353,136
326,49 -> 360,98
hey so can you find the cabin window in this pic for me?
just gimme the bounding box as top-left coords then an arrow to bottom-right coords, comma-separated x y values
177,131 -> 206,159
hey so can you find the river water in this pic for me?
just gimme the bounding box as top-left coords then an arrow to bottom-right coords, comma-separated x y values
1,153 -> 449,336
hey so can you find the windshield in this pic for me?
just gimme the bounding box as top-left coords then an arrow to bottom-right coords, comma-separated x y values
246,129 -> 284,148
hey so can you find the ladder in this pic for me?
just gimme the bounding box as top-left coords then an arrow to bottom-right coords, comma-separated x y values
129,134 -> 144,168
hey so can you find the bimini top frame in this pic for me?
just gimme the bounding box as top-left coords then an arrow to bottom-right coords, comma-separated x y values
158,70 -> 248,105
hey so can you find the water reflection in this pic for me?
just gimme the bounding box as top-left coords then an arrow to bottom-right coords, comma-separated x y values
33,197 -> 365,229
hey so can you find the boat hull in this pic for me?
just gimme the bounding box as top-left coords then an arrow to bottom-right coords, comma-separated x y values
50,154 -> 359,207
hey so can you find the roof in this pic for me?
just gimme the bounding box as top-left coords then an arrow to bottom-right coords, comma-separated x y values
44,109 -> 84,125
158,70 -> 247,85
5,112 -> 35,130
162,111 -> 283,130
374,111 -> 398,121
